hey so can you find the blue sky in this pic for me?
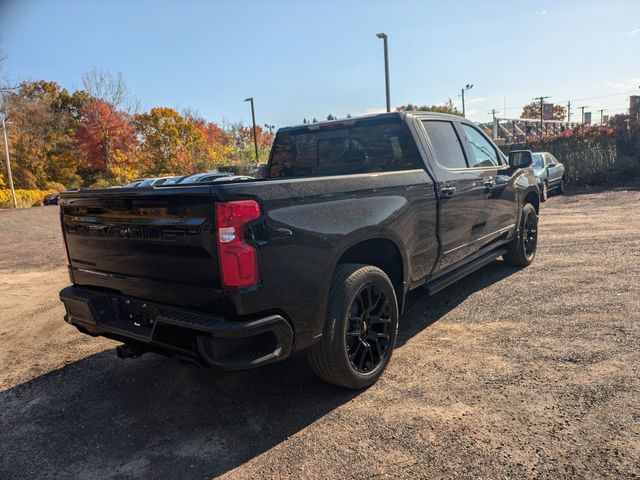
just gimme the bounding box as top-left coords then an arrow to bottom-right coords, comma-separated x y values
1,0 -> 639,127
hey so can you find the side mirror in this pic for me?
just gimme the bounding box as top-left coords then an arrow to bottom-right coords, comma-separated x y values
508,150 -> 533,168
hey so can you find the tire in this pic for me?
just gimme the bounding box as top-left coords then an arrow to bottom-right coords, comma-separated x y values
558,177 -> 565,194
307,263 -> 399,389
541,181 -> 548,202
503,203 -> 538,267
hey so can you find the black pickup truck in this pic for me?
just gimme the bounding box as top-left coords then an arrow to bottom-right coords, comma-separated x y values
59,112 -> 539,389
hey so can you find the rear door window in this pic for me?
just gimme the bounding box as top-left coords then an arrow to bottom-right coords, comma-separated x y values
421,120 -> 468,169
267,119 -> 420,178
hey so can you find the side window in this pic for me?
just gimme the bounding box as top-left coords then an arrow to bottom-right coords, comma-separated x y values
421,120 -> 467,169
461,124 -> 500,168
532,154 -> 544,169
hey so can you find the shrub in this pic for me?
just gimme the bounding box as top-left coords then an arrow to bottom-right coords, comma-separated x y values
0,189 -> 57,208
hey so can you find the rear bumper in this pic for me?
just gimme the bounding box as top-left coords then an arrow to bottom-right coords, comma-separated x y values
59,286 -> 293,370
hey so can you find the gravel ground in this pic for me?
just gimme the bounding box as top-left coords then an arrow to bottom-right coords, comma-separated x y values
1,188 -> 639,479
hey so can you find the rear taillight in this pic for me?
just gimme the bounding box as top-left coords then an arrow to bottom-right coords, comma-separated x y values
59,206 -> 71,265
215,200 -> 261,288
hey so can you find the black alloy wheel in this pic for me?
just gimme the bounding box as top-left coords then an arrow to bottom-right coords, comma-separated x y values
345,283 -> 393,373
307,264 -> 399,389
523,208 -> 538,260
503,202 -> 538,267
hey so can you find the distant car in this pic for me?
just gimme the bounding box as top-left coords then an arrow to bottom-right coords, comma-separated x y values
43,193 -> 59,205
532,152 -> 565,201
160,175 -> 189,185
212,175 -> 254,182
134,176 -> 177,187
124,179 -> 146,188
178,172 -> 232,184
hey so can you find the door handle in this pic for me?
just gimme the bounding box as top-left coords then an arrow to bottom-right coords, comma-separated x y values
482,177 -> 495,192
439,185 -> 456,199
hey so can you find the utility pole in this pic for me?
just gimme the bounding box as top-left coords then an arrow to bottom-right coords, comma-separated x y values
576,105 -> 589,123
264,124 -> 275,135
376,33 -> 391,112
598,109 -> 606,124
567,101 -> 571,123
1,115 -> 17,208
489,109 -> 499,140
244,97 -> 259,162
533,96 -> 550,133
461,84 -> 473,117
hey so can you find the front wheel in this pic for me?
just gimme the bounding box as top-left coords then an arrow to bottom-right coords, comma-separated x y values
541,181 -> 549,202
307,264 -> 399,389
503,203 -> 538,267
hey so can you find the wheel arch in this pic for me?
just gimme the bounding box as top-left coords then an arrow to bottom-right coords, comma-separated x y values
523,187 -> 540,214
333,235 -> 408,313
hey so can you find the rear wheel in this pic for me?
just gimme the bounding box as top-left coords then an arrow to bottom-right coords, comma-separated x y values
307,264 -> 399,389
503,203 -> 538,267
558,177 -> 565,194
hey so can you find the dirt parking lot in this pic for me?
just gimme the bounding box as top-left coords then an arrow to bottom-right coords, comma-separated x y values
1,188 -> 639,479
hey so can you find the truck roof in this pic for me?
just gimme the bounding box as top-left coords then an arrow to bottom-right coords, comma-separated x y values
278,111 -> 466,133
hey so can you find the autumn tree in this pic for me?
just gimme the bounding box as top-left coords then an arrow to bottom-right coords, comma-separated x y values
76,99 -> 136,173
521,101 -> 567,121
184,113 -> 238,169
223,121 -> 274,169
134,107 -> 208,175
2,81 -> 86,189
80,70 -> 137,175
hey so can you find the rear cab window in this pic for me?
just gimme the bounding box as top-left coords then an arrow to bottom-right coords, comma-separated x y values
267,117 -> 421,178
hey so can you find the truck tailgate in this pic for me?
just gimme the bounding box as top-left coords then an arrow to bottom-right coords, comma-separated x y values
60,188 -> 223,309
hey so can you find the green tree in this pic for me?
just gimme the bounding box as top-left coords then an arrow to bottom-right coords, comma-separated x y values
395,99 -> 462,116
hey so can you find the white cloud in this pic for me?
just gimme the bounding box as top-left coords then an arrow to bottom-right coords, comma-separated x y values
535,10 -> 548,15
605,77 -> 640,93
628,28 -> 640,34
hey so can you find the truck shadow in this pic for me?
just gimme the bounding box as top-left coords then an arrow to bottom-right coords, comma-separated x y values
0,261 -> 518,479
398,260 -> 520,346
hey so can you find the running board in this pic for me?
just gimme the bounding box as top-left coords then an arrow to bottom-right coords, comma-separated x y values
426,248 -> 508,296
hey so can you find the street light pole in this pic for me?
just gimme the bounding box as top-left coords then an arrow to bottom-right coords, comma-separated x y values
1,115 -> 17,208
376,33 -> 390,112
264,124 -> 275,135
244,97 -> 259,163
461,84 -> 473,117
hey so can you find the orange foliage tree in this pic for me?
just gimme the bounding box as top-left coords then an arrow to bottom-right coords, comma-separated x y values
76,99 -> 137,173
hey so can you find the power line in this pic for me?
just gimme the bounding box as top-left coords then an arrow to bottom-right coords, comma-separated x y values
557,90 -> 638,103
